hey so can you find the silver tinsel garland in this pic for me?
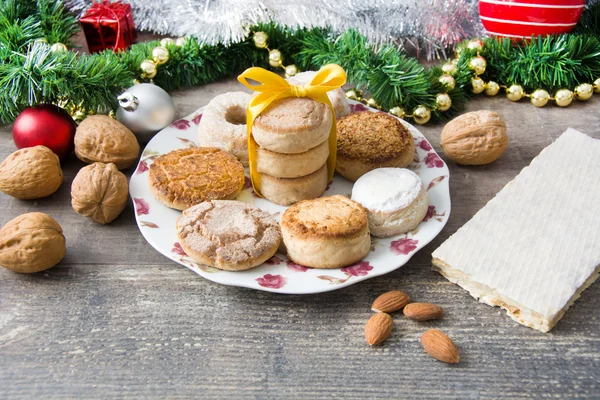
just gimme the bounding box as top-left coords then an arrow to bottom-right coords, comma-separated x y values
66,0 -> 484,59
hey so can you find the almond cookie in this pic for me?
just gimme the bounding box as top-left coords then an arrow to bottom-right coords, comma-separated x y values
256,139 -> 329,179
176,200 -> 281,271
198,92 -> 251,166
288,71 -> 351,119
336,112 -> 414,182
281,195 -> 371,268
252,97 -> 333,154
260,163 -> 328,206
149,147 -> 244,210
351,168 -> 428,237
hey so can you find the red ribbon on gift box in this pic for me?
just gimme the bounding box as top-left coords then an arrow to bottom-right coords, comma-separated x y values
80,0 -> 135,52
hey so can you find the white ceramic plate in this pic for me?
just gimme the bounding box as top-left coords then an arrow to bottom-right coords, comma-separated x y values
129,101 -> 451,294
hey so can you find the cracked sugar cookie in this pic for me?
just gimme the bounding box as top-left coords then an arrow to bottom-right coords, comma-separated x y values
176,200 -> 281,271
149,147 -> 244,210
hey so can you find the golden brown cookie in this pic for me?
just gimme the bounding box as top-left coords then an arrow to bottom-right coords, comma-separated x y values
176,200 -> 281,271
336,112 -> 415,182
149,147 -> 244,210
281,195 -> 371,268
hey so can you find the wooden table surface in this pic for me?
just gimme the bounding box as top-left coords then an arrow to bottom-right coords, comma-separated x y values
0,78 -> 599,399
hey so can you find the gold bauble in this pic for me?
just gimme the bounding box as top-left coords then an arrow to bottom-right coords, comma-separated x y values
454,46 -> 463,59
471,77 -> 485,94
435,93 -> 452,111
50,42 -> 68,52
152,46 -> 169,65
34,37 -> 48,44
366,98 -> 381,109
506,84 -> 524,102
467,39 -> 484,52
175,37 -> 188,47
412,105 -> 431,125
253,32 -> 268,49
594,78 -> 600,93
284,64 -> 298,78
160,38 -> 175,47
388,106 -> 406,119
140,60 -> 157,79
554,89 -> 573,107
345,89 -> 362,101
530,89 -> 550,107
485,81 -> 500,96
574,83 -> 594,101
268,49 -> 282,67
441,62 -> 458,76
439,74 -> 455,90
468,56 -> 487,75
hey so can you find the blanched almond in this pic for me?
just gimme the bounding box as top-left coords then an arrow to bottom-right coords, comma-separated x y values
371,290 -> 410,313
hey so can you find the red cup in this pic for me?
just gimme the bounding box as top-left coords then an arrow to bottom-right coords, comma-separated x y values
479,0 -> 586,38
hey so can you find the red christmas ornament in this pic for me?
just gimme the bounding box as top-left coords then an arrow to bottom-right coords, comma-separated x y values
12,105 -> 76,161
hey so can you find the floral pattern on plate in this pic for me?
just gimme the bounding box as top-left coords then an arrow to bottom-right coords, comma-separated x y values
129,100 -> 451,294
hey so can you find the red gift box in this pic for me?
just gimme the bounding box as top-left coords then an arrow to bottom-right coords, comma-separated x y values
80,1 -> 136,52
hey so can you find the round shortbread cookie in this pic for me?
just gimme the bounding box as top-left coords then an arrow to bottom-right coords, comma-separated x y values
281,195 -> 371,269
335,112 -> 414,182
198,91 -> 251,166
256,139 -> 329,178
252,97 -> 332,154
149,147 -> 244,210
176,200 -> 281,271
287,71 -> 351,119
260,163 -> 328,206
351,168 -> 428,237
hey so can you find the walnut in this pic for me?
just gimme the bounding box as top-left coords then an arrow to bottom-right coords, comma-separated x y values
0,212 -> 66,273
0,146 -> 63,199
440,110 -> 508,165
75,115 -> 140,170
71,162 -> 129,224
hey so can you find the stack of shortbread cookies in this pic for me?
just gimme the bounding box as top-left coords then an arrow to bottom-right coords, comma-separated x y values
253,97 -> 333,206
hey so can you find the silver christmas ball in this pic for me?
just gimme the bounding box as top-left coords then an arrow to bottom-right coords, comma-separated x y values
116,84 -> 176,143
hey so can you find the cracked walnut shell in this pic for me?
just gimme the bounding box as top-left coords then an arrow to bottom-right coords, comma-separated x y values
0,146 -> 63,199
440,110 -> 508,165
0,212 -> 66,273
75,115 -> 140,170
71,162 -> 129,224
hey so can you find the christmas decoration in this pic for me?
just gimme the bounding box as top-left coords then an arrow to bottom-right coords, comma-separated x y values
80,0 -> 135,53
116,84 -> 176,143
2,1 -> 600,126
479,0 -> 586,38
554,89 -> 574,107
530,89 -> 550,108
12,105 -> 76,161
67,0 -> 482,60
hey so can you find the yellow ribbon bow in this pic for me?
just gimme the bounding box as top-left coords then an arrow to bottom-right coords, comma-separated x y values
237,64 -> 347,197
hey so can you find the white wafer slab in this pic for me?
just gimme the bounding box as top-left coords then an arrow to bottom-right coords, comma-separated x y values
432,129 -> 600,332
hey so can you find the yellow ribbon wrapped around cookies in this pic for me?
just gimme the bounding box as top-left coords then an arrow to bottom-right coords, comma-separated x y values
237,64 -> 347,197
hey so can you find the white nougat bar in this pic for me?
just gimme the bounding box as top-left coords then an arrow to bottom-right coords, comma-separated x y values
432,129 -> 600,332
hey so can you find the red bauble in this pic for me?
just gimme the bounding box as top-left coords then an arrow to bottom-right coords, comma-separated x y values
12,105 -> 76,161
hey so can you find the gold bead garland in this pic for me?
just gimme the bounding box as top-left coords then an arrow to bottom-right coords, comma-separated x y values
252,31 -> 299,78
249,33 -> 600,124
457,40 -> 599,108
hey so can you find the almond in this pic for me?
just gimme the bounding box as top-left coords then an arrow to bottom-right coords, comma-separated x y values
365,313 -> 393,345
420,329 -> 460,364
371,290 -> 410,313
403,302 -> 444,321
